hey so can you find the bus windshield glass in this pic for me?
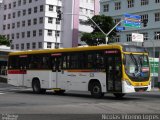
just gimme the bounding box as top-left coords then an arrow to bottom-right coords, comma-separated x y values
124,54 -> 150,81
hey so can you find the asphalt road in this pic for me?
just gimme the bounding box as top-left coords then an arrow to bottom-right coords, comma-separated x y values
0,83 -> 160,120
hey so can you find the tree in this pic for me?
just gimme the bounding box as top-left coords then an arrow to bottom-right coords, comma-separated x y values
81,15 -> 117,46
0,35 -> 10,46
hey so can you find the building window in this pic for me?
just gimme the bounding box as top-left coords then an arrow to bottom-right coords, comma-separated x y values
4,15 -> 6,20
22,32 -> 25,38
4,5 -> 7,10
32,42 -> 36,49
8,14 -> 11,19
7,24 -> 10,29
141,14 -> 148,22
12,12 -> 16,18
12,34 -> 14,39
55,31 -> 60,37
40,5 -> 44,12
33,30 -> 36,37
28,8 -> 32,14
48,17 -> 53,24
38,42 -> 42,49
17,22 -> 20,28
47,42 -> 52,48
11,45 -> 14,50
21,44 -> 24,50
3,25 -> 6,30
39,29 -> 43,36
22,21 -> 25,27
127,34 -> 132,42
18,0 -> 21,6
23,0 -> 26,5
49,5 -> 54,11
155,0 -> 160,3
155,12 -> 160,22
48,30 -> 52,36
114,35 -> 120,42
12,23 -> 15,29
33,18 -> 37,25
13,2 -> 16,8
18,11 -> 21,17
115,2 -> 121,10
29,0 -> 32,3
56,18 -> 60,24
103,4 -> 109,12
28,19 -> 31,26
27,43 -> 30,49
27,31 -> 30,37
16,33 -> 20,39
23,10 -> 26,16
114,18 -> 121,25
8,3 -> 11,9
127,0 -> 134,8
141,32 -> 148,41
154,32 -> 160,40
39,17 -> 43,24
34,7 -> 38,13
16,44 -> 19,50
141,0 -> 149,6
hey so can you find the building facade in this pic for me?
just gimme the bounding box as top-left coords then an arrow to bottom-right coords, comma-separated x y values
0,0 -> 99,50
100,0 -> 160,57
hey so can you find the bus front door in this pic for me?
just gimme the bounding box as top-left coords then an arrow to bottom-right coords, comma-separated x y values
51,54 -> 62,88
106,52 -> 122,92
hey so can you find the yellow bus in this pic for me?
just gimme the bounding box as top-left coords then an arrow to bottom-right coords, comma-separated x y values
7,44 -> 151,98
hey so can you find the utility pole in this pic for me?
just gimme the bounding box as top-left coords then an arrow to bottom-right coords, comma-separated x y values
63,13 -> 123,44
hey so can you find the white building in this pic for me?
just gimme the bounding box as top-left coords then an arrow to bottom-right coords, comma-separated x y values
100,0 -> 160,58
0,0 -> 99,50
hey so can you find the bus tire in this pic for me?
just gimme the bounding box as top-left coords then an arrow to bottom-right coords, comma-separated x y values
113,93 -> 125,98
32,79 -> 46,94
90,82 -> 104,98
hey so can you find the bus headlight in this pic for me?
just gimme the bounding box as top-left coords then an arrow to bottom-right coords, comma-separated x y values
124,79 -> 132,86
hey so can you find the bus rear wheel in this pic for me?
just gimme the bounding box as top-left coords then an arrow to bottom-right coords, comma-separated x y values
32,80 -> 46,94
113,93 -> 125,98
90,82 -> 104,98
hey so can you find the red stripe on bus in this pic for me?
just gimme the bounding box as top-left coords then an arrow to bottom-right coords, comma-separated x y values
8,70 -> 27,74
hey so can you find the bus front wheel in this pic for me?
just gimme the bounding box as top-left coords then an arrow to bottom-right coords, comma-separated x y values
90,82 -> 104,98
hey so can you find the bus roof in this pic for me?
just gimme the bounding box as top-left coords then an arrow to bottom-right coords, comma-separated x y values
9,44 -> 123,56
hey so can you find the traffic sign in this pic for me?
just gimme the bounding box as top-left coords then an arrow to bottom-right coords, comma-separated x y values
116,26 -> 125,31
132,33 -> 143,42
149,58 -> 159,77
123,13 -> 141,28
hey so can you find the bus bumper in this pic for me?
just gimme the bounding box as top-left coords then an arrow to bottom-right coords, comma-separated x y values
122,81 -> 151,93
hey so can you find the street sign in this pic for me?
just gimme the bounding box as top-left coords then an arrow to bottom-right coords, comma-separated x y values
149,58 -> 159,77
123,13 -> 141,28
132,33 -> 144,42
116,26 -> 125,31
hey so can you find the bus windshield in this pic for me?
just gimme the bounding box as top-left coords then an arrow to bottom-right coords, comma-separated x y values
124,53 -> 150,81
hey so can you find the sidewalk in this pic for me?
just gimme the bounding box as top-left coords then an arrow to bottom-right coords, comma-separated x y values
0,75 -> 7,83
151,87 -> 160,92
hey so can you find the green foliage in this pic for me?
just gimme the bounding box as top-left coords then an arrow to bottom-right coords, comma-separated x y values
81,15 -> 117,46
81,32 -> 106,46
0,35 -> 10,46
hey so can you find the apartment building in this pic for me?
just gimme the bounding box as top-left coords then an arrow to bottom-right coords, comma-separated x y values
0,0 -> 99,50
100,0 -> 160,57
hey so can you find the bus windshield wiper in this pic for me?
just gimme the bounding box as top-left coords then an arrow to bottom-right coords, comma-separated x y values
130,53 -> 140,77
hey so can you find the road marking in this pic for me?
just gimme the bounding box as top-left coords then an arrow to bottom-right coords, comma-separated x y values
0,92 -> 5,95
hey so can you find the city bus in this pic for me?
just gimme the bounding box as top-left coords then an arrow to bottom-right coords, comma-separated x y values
7,44 -> 151,98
